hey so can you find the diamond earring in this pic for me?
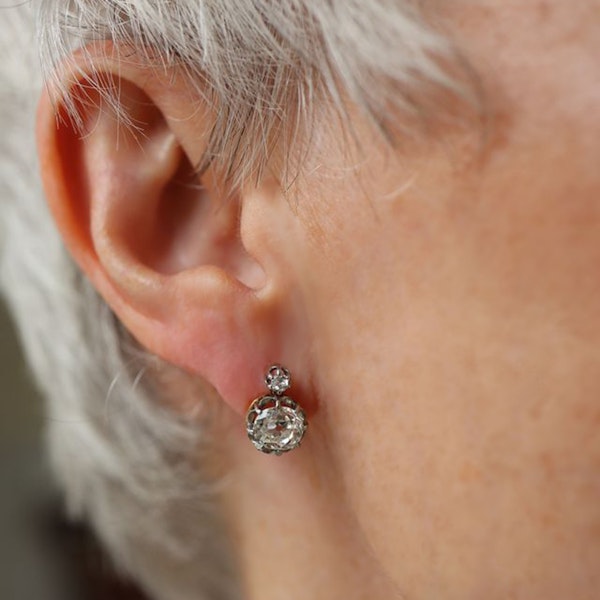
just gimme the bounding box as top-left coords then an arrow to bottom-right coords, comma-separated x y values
246,365 -> 308,455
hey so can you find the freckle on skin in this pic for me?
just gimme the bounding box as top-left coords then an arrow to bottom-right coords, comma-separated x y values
528,402 -> 543,420
538,511 -> 558,529
537,1 -> 552,21
458,461 -> 482,483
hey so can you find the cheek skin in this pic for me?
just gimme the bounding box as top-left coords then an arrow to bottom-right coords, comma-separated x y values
289,3 -> 600,598
301,159 -> 600,599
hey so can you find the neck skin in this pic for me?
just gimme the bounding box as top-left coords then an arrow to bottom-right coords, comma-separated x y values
221,428 -> 400,600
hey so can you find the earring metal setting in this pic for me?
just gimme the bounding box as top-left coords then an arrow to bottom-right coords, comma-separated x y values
246,365 -> 308,455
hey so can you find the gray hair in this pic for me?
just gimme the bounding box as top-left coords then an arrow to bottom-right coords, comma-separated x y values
0,2 -> 460,598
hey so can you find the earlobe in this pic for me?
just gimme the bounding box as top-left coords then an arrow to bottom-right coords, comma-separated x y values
36,46 -> 289,417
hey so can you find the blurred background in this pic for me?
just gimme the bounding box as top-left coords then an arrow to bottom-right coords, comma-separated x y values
0,300 -> 147,599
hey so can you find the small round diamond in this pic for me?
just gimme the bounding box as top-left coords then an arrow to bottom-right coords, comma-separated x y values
246,395 -> 307,455
265,365 -> 291,395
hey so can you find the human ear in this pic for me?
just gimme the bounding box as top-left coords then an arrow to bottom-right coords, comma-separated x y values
36,44 -> 305,417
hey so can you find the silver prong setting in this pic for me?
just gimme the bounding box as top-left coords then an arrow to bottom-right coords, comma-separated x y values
246,365 -> 307,455
265,364 -> 291,395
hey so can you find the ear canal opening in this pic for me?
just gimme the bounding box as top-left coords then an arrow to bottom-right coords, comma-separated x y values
152,157 -> 267,291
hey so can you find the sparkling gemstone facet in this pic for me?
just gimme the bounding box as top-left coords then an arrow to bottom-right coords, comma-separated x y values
265,365 -> 291,395
246,395 -> 307,454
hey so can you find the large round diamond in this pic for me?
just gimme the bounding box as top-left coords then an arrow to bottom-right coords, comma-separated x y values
246,395 -> 307,455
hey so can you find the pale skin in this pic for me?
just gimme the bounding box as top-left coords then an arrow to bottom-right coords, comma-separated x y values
37,1 -> 600,599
